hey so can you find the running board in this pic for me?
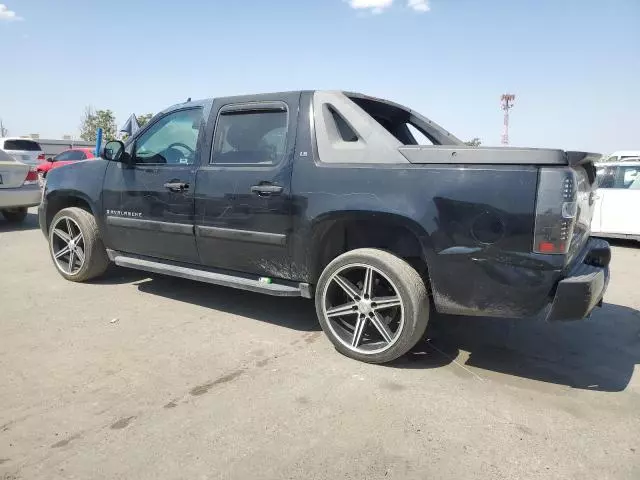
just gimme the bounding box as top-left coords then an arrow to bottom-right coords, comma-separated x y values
107,250 -> 311,298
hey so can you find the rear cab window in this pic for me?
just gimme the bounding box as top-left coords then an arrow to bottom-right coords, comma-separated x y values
3,139 -> 42,151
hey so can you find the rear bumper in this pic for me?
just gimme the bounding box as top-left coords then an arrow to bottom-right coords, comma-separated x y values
546,238 -> 611,322
0,185 -> 41,209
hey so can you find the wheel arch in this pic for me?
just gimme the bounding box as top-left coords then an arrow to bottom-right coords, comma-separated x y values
307,210 -> 433,287
43,190 -> 97,234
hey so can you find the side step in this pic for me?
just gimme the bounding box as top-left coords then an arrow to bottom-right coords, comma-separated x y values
107,250 -> 311,298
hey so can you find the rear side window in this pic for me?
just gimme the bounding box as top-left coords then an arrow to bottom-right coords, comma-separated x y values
212,107 -> 288,165
3,139 -> 42,151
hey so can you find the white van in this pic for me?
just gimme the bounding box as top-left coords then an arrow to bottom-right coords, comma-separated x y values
591,159 -> 640,242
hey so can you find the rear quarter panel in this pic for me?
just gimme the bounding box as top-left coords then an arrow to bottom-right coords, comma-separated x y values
291,93 -> 564,318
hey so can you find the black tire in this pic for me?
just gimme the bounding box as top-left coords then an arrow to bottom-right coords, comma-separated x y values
315,248 -> 430,364
48,207 -> 110,282
1,207 -> 28,223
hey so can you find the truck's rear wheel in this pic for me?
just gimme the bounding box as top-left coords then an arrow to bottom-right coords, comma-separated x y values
2,207 -> 28,223
48,207 -> 109,282
315,248 -> 429,364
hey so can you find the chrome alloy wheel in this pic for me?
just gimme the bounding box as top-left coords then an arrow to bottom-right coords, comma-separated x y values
50,216 -> 85,275
321,263 -> 405,354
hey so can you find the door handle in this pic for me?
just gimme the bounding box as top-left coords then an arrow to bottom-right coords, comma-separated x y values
251,184 -> 283,196
164,181 -> 189,192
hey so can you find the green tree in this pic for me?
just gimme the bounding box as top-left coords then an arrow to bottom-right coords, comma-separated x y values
79,107 -> 117,142
137,113 -> 153,127
464,137 -> 482,147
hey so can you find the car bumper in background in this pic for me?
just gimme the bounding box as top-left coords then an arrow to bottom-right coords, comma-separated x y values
0,185 -> 41,209
546,237 -> 611,322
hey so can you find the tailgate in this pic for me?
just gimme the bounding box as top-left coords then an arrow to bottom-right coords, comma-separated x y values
0,161 -> 29,189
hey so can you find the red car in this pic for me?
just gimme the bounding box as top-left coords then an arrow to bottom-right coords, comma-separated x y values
36,148 -> 96,179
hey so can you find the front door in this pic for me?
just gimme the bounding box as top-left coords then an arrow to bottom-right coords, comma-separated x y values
194,94 -> 299,279
102,107 -> 204,263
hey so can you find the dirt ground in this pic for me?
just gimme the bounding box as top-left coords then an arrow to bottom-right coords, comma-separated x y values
1,210 -> 639,480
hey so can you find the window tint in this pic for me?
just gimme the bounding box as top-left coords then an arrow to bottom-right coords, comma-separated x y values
212,109 -> 288,165
3,139 -> 42,151
134,108 -> 202,165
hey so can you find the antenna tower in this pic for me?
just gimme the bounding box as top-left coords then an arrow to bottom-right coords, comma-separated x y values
500,94 -> 516,145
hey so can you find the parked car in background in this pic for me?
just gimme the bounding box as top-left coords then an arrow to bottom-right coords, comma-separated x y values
600,150 -> 640,163
0,138 -> 45,166
0,148 -> 41,223
591,159 -> 640,242
36,148 -> 96,180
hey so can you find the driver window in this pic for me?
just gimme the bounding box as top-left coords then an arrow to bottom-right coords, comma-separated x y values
134,108 -> 202,165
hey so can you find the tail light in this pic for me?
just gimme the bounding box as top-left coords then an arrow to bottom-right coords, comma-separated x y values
23,168 -> 39,186
37,153 -> 46,161
533,167 -> 578,255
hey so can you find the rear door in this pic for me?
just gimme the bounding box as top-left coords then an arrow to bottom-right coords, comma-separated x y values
600,165 -> 640,235
1,139 -> 43,166
194,93 -> 299,278
102,107 -> 204,263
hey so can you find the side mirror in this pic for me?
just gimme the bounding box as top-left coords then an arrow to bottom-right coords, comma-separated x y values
47,157 -> 54,162
103,140 -> 126,162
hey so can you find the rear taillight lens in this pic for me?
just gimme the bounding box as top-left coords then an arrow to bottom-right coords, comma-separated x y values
23,168 -> 39,186
37,153 -> 46,161
533,167 -> 578,255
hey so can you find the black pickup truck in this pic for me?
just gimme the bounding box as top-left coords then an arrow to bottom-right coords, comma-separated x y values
39,90 -> 611,363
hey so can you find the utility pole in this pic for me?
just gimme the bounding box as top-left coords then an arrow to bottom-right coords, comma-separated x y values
500,94 -> 515,145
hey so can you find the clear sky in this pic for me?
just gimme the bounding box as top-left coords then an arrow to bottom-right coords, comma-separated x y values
1,0 -> 638,153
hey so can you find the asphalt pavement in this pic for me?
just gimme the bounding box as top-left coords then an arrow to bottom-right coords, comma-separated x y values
1,209 -> 639,480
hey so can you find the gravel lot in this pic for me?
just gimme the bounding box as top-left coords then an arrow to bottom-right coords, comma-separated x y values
1,209 -> 639,480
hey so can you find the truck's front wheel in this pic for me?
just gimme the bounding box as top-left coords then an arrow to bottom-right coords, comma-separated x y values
48,207 -> 109,282
315,248 -> 430,364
